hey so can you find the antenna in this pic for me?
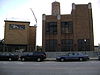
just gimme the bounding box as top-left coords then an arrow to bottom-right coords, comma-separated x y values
30,8 -> 37,26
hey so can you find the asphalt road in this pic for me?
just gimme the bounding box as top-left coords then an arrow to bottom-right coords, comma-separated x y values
0,61 -> 100,75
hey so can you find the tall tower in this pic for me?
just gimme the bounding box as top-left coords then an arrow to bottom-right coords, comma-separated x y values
52,1 -> 60,15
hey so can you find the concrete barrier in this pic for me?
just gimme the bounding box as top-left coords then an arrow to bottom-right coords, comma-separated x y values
0,51 -> 100,58
45,51 -> 100,58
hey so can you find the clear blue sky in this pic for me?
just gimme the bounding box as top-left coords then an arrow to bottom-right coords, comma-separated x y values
0,0 -> 100,46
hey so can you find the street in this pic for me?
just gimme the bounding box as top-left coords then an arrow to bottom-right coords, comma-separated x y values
0,60 -> 100,75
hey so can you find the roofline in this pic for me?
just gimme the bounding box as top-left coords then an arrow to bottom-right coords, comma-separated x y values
4,20 -> 30,23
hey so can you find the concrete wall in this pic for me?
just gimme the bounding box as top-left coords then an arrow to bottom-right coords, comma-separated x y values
46,51 -> 100,58
0,51 -> 100,58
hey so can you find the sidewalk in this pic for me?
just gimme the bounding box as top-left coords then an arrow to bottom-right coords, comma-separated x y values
45,58 -> 56,61
90,57 -> 98,60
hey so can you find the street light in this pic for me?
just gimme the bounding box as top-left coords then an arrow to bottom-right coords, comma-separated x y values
84,39 -> 86,42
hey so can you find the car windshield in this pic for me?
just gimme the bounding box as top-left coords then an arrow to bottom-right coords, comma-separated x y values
28,53 -> 33,55
64,52 -> 84,56
2,53 -> 9,56
10,53 -> 14,55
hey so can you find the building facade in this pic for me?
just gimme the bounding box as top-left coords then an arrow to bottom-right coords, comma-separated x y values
4,20 -> 36,52
42,1 -> 94,52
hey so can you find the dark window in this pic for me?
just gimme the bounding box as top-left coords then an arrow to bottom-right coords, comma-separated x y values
45,39 -> 57,51
61,21 -> 73,34
45,22 -> 57,34
78,39 -> 90,51
9,24 -> 25,30
61,39 -> 73,51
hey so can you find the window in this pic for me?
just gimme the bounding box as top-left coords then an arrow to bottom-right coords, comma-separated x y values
9,24 -> 25,30
61,21 -> 73,34
45,39 -> 57,51
61,39 -> 73,51
45,22 -> 57,34
78,39 -> 90,51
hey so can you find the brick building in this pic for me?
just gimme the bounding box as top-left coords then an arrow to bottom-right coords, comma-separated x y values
4,20 -> 36,52
42,1 -> 94,52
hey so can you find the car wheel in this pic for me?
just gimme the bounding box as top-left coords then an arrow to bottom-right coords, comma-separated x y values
21,58 -> 25,61
79,58 -> 83,61
60,58 -> 64,62
37,58 -> 41,62
9,58 -> 12,61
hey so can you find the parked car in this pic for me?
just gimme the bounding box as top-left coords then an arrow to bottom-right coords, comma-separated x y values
9,53 -> 19,61
0,53 -> 19,61
98,55 -> 100,60
20,52 -> 46,62
56,52 -> 89,62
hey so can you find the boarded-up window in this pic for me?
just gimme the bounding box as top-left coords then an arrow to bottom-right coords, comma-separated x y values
78,39 -> 90,51
45,22 -> 57,34
45,39 -> 57,51
61,39 -> 73,51
61,21 -> 73,34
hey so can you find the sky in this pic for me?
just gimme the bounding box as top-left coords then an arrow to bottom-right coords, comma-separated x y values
0,0 -> 100,46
